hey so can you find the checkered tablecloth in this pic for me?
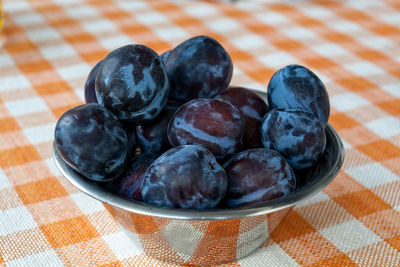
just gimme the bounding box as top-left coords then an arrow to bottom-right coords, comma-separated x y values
1,0 -> 400,266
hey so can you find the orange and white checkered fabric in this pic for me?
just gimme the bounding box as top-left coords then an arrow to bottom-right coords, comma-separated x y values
1,0 -> 400,266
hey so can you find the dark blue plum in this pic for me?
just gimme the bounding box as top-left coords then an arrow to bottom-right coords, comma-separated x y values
123,125 -> 138,163
84,60 -> 103,103
108,153 -> 158,202
261,108 -> 326,169
141,145 -> 227,209
165,35 -> 233,102
160,50 -> 170,65
168,98 -> 244,160
95,44 -> 169,123
54,103 -> 128,182
294,127 -> 336,188
136,101 -> 180,154
223,149 -> 296,208
267,64 -> 330,126
216,86 -> 268,149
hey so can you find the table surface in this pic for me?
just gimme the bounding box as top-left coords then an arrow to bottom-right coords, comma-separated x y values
1,0 -> 400,266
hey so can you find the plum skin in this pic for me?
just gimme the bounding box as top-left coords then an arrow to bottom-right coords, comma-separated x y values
260,108 -> 326,169
136,101 -> 180,154
141,145 -> 227,209
167,98 -> 244,160
216,86 -> 268,149
267,64 -> 330,126
160,50 -> 170,65
165,35 -> 233,102
54,103 -> 128,182
84,60 -> 103,103
95,44 -> 169,123
223,148 -> 296,208
108,153 -> 159,202
122,125 -> 137,164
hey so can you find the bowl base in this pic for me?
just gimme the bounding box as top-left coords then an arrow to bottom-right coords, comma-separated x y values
106,204 -> 292,265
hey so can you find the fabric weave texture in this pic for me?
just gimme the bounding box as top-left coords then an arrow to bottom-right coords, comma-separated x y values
0,0 -> 400,266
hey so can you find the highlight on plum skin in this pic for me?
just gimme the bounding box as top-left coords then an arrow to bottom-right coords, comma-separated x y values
167,98 -> 244,160
54,36 -> 336,212
164,35 -> 233,102
267,64 -> 330,127
141,145 -> 227,210
95,44 -> 170,123
260,108 -> 326,169
223,148 -> 296,208
54,103 -> 128,182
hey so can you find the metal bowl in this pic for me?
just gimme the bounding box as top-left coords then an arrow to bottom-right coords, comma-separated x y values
53,123 -> 343,265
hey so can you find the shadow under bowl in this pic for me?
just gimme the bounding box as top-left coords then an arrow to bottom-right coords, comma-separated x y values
53,124 -> 343,265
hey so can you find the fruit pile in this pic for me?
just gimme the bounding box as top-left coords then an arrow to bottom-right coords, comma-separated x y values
55,35 -> 330,210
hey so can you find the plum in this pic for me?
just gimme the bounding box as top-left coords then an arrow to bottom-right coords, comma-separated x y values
261,108 -> 326,169
168,98 -> 244,160
216,86 -> 268,149
160,50 -> 170,65
136,101 -> 180,154
108,153 -> 158,202
267,64 -> 330,126
223,148 -> 296,208
96,44 -> 169,123
84,60 -> 103,103
141,145 -> 227,209
165,35 -> 232,102
54,103 -> 128,182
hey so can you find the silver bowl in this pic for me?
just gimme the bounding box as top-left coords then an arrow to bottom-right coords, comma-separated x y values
53,123 -> 343,265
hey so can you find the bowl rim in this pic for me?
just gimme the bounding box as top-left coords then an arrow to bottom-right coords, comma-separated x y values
53,122 -> 344,220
